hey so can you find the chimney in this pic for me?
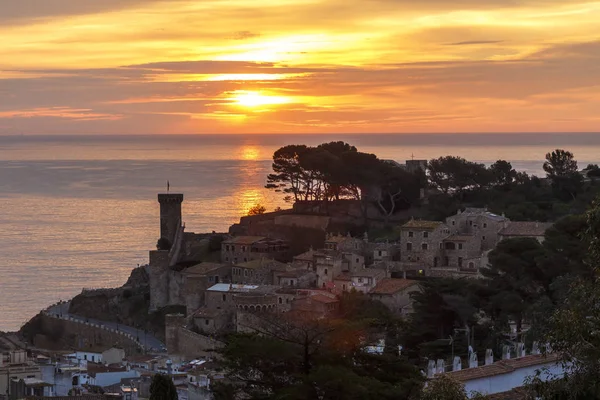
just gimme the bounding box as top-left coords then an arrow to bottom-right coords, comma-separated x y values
469,352 -> 478,369
485,349 -> 494,365
531,341 -> 540,355
453,356 -> 462,371
502,345 -> 511,360
427,360 -> 436,378
436,359 -> 445,374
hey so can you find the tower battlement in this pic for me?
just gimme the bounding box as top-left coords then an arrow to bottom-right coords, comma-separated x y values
158,193 -> 184,204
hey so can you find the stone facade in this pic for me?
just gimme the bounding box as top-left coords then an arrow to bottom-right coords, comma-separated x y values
165,314 -> 223,359
221,236 -> 290,264
369,278 -> 420,315
445,208 -> 508,251
231,258 -> 288,285
400,220 -> 451,269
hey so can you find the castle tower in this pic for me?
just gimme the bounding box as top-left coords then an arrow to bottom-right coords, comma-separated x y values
158,193 -> 183,245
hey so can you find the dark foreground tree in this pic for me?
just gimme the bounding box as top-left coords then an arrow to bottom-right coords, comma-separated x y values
213,293 -> 424,400
527,197 -> 600,399
149,374 -> 178,400
543,149 -> 583,200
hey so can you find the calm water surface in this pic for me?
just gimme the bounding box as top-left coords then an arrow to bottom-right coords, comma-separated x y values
1,133 -> 599,331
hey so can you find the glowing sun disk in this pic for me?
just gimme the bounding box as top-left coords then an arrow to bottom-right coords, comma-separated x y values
231,91 -> 290,107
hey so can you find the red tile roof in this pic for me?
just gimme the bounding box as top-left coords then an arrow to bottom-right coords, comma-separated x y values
369,278 -> 418,295
223,236 -> 266,245
444,353 -> 560,382
401,220 -> 443,230
499,222 -> 553,237
310,294 -> 339,304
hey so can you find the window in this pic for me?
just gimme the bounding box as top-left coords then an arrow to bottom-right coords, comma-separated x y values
358,277 -> 363,283
406,243 -> 412,251
408,231 -> 414,238
483,223 -> 487,228
354,243 -> 359,249
279,297 -> 283,304
356,258 -> 359,263
222,294 -> 227,302
209,276 -> 214,282
458,257 -> 463,267
225,245 -> 230,251
243,257 -> 247,262
324,268 -> 328,275
458,243 -> 463,250
343,284 -> 347,290
378,250 -> 382,256
231,245 -> 235,252
242,246 -> 246,252
452,220 -> 455,225
423,232 -> 429,238
439,243 -> 443,249
422,243 -> 428,250
244,269 -> 248,276
205,319 -> 210,325
91,355 -> 95,362
468,262 -> 475,269
482,236 -> 486,241
84,355 -> 87,360
469,221 -> 473,226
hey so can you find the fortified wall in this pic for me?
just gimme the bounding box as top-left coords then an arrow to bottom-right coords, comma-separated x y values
165,314 -> 223,359
34,312 -> 143,355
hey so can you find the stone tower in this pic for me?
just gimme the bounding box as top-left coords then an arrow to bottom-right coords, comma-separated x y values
158,193 -> 183,245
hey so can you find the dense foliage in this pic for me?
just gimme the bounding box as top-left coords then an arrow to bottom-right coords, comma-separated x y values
149,373 -> 178,400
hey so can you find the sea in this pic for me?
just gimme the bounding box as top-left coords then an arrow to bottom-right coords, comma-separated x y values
1,133 -> 600,332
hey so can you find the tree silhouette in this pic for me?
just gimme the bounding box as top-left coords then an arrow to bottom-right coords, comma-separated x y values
149,374 -> 177,400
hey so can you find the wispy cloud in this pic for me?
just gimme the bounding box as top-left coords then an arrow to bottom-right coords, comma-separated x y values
1,0 -> 599,133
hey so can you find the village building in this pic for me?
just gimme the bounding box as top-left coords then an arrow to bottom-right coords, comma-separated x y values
273,268 -> 317,288
439,352 -> 562,398
400,220 -> 451,268
332,268 -> 387,294
221,236 -> 290,264
446,208 -> 508,251
368,278 -> 420,315
183,263 -> 232,314
231,258 -> 288,285
498,221 -> 553,242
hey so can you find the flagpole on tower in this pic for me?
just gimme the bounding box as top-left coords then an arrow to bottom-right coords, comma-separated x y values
167,180 -> 170,193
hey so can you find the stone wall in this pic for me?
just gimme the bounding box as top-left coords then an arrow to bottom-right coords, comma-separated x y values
149,250 -> 170,311
165,314 -> 223,359
35,312 -> 143,355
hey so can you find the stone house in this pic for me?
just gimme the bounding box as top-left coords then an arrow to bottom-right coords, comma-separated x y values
290,292 -> 339,318
325,234 -> 367,254
333,268 -> 388,294
372,242 -> 400,264
368,278 -> 420,315
293,248 -> 317,270
440,234 -> 482,269
498,222 -> 552,243
182,263 -> 232,315
314,251 -> 365,288
273,268 -> 317,288
400,220 -> 451,269
446,208 -> 508,251
192,308 -> 231,335
221,236 -> 290,264
231,258 -> 288,285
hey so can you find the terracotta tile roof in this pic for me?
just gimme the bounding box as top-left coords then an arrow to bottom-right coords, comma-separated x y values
294,249 -> 316,261
310,294 -> 339,304
444,234 -> 475,242
334,273 -> 352,281
369,278 -> 418,295
184,263 -> 229,275
223,236 -> 266,245
326,235 -> 351,243
235,258 -> 287,270
401,220 -> 443,230
499,222 -> 553,237
444,353 -> 560,382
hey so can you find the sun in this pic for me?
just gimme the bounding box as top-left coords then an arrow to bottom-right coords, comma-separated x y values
230,91 -> 290,107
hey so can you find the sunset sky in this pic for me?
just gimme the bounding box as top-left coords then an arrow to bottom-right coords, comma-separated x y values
1,0 -> 599,134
